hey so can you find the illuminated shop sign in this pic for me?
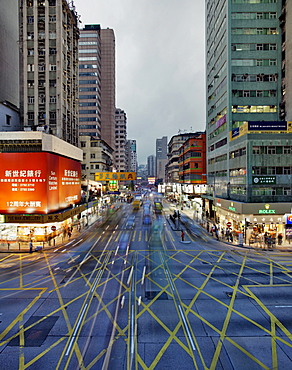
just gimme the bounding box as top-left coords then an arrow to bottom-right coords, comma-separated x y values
286,214 -> 292,225
95,172 -> 136,181
229,207 -> 236,212
258,209 -> 276,214
248,121 -> 287,131
0,152 -> 81,214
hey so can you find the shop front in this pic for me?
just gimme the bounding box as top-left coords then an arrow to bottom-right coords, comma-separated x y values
214,198 -> 290,246
0,204 -> 86,252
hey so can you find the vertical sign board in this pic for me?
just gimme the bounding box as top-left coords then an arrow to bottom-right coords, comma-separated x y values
0,152 -> 81,214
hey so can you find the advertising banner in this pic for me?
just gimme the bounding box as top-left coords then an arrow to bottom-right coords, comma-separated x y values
0,153 -> 81,214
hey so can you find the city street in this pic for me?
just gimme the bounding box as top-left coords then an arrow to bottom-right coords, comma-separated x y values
0,203 -> 292,369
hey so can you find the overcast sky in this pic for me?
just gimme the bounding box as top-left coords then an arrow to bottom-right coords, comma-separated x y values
73,0 -> 206,165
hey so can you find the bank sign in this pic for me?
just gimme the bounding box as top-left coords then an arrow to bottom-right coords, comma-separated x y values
252,176 -> 276,184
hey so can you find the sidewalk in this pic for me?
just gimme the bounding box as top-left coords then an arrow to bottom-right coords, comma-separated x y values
0,212 -> 105,254
177,206 -> 292,253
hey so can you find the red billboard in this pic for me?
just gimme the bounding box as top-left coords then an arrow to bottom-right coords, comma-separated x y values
0,152 -> 81,214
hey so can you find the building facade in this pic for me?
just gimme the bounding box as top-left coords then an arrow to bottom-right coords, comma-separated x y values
147,155 -> 156,177
100,28 -> 116,154
156,136 -> 168,182
205,0 -> 292,240
115,108 -> 127,172
19,0 -> 80,146
178,133 -> 206,184
166,133 -> 198,183
79,136 -> 113,181
0,0 -> 19,108
78,25 -> 101,139
126,139 -> 137,173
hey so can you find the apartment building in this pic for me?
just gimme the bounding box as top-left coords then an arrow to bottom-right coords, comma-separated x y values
19,0 -> 79,146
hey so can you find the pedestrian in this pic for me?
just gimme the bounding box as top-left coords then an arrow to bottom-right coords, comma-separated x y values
181,230 -> 185,241
68,230 -> 72,238
29,241 -> 33,253
277,233 -> 283,245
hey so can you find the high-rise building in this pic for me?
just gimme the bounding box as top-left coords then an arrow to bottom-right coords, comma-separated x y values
126,139 -> 137,173
0,0 -> 19,107
78,25 -> 101,139
147,155 -> 156,177
19,0 -> 79,146
115,108 -> 127,172
100,28 -> 116,154
205,0 -> 292,239
156,136 -> 168,182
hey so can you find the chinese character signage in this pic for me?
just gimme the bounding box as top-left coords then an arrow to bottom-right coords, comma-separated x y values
0,152 -> 81,214
252,176 -> 276,185
94,172 -> 136,181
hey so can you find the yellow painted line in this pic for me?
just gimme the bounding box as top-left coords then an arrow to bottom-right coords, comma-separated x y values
138,231 -> 142,241
0,288 -> 47,345
132,231 -> 136,241
19,254 -> 23,288
271,318 -> 278,370
42,253 -> 85,370
210,256 -> 247,370
19,313 -> 25,370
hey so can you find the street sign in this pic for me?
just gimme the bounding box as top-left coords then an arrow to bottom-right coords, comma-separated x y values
226,222 -> 232,228
51,226 -> 56,231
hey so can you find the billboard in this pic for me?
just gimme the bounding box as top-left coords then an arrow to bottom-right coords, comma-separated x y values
0,152 -> 81,214
95,172 -> 136,181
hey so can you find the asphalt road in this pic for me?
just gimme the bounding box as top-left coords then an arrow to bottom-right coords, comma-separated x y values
0,203 -> 292,369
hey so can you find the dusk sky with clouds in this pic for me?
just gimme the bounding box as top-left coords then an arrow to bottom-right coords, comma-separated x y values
74,0 -> 206,164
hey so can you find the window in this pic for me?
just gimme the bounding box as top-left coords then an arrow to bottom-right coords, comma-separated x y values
269,44 -> 277,50
28,112 -> 34,120
267,146 -> 276,154
49,80 -> 56,87
28,49 -> 34,56
39,95 -> 45,104
267,167 -> 276,175
49,48 -> 57,55
256,44 -> 263,50
39,64 -> 45,71
269,59 -> 277,66
49,15 -> 56,22
90,154 -> 96,159
27,16 -> 34,23
256,90 -> 263,97
50,96 -> 56,103
27,32 -> 34,40
28,96 -> 34,104
79,49 -> 98,53
28,80 -> 34,87
253,146 -> 260,155
38,49 -> 45,56
49,32 -> 56,39
256,59 -> 263,66
5,115 -> 11,126
28,64 -> 34,72
50,64 -> 57,71
284,146 -> 291,154
80,141 -> 86,148
243,91 -> 250,97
